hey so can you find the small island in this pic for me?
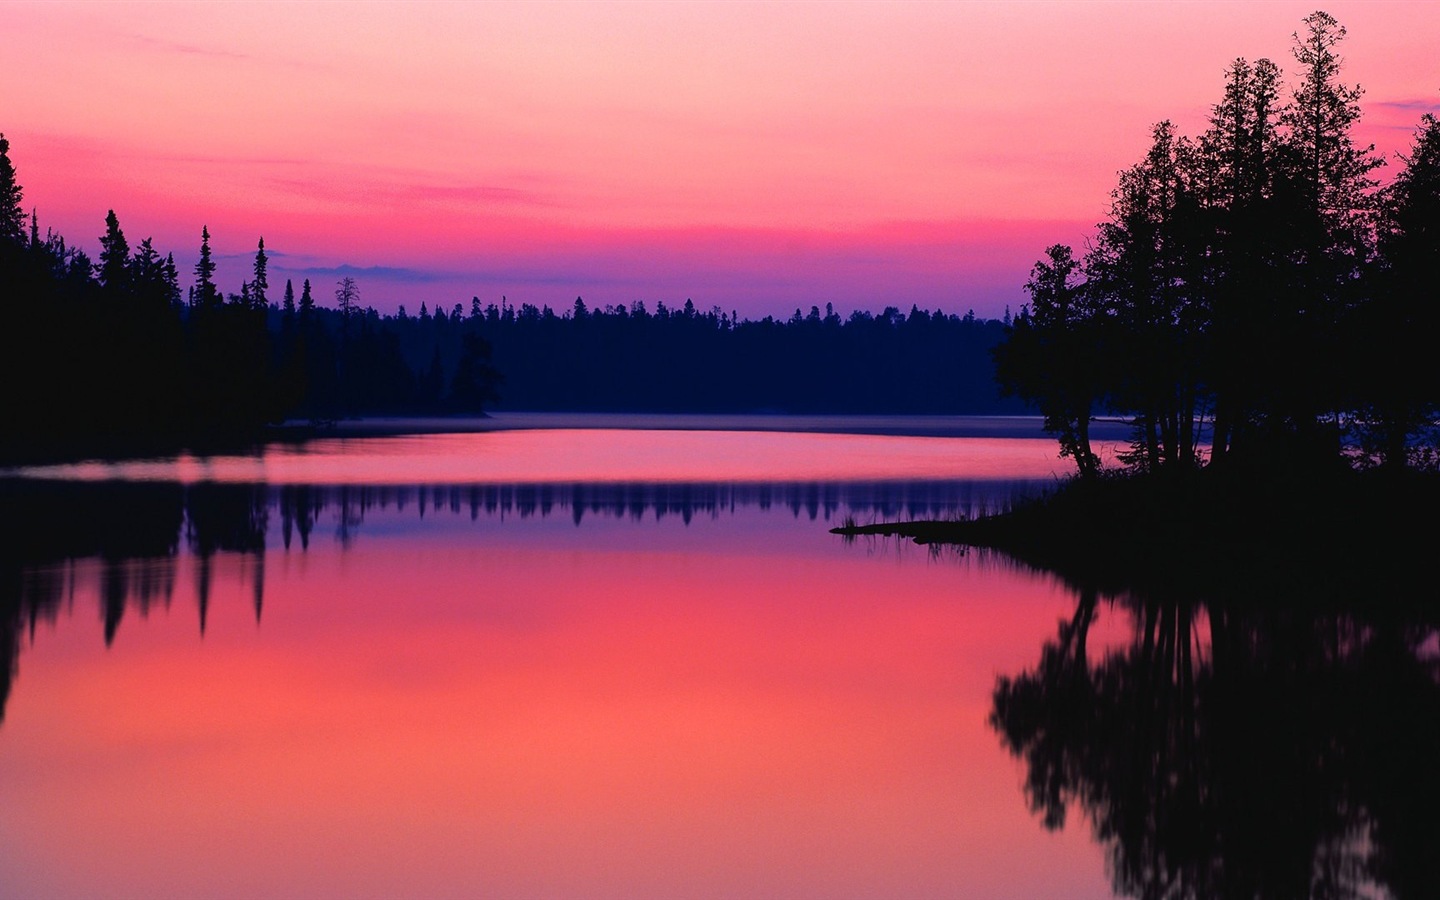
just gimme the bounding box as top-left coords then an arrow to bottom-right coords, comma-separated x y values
838,11 -> 1440,587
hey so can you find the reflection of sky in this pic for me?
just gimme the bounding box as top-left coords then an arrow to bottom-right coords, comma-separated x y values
1,502 -> 1116,900
0,428 -> 1128,899
8,424 -> 1104,485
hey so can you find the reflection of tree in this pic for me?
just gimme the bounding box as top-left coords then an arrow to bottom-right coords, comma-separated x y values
0,476 -> 1038,726
991,573 -> 1440,899
186,484 -> 268,632
279,484 -> 322,551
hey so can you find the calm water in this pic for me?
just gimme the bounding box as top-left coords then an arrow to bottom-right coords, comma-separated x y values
1,418 -> 1434,899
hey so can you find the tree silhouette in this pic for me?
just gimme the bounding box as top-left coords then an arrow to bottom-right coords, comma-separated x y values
334,276 -> 359,320
995,245 -> 1104,476
191,225 -> 220,312
1355,113 -> 1440,468
251,237 -> 269,311
996,12 -> 1436,476
95,209 -> 130,292
0,133 -> 23,245
992,571 -> 1440,900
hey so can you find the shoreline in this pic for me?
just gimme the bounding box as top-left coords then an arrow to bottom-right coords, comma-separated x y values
831,466 -> 1440,599
273,411 -> 1135,441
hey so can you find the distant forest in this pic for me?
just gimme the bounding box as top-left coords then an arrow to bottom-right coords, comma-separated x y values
997,11 -> 1440,476
424,297 -> 1016,414
0,133 -> 1016,460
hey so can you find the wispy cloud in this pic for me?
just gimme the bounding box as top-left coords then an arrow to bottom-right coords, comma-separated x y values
263,175 -> 553,210
291,263 -> 450,284
124,32 -> 252,62
1374,98 -> 1440,114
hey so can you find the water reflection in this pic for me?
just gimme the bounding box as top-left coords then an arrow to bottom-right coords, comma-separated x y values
990,561 -> 1440,899
0,476 -> 1036,726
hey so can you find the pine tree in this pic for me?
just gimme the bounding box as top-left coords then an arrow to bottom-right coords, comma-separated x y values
96,210 -> 130,291
0,133 -> 24,246
193,226 -> 220,311
282,278 -> 296,317
1282,11 -> 1382,250
162,254 -> 181,308
1275,11 -> 1384,456
1198,57 -> 1285,461
251,237 -> 269,310
131,236 -> 164,306
298,278 -> 314,321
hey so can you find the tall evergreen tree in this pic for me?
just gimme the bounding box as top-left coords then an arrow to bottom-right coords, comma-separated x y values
130,237 -> 164,304
193,225 -> 220,311
1274,10 -> 1383,457
251,237 -> 269,310
162,254 -> 181,308
0,133 -> 23,246
298,278 -> 314,321
96,210 -> 130,291
1282,11 -> 1382,258
1198,57 -> 1285,461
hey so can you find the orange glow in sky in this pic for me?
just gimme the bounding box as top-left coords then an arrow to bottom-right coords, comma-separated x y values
4,1 -> 1437,317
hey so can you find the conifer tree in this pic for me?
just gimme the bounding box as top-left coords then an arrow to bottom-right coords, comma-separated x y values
0,133 -> 24,246
193,226 -> 220,311
1275,11 -> 1384,455
1199,57 -> 1285,461
96,210 -> 130,291
251,237 -> 269,310
298,278 -> 314,320
131,236 -> 164,305
1282,11 -> 1382,253
162,254 -> 181,308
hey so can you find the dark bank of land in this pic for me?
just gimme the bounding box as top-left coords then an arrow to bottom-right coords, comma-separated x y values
832,465 -> 1440,600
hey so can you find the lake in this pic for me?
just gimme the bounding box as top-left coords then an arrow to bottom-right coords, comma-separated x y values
1,416 -> 1433,899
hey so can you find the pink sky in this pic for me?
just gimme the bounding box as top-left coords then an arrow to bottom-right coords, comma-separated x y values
5,1 -> 1438,319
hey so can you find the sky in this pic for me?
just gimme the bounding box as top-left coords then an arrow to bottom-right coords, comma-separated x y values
4,1 -> 1439,320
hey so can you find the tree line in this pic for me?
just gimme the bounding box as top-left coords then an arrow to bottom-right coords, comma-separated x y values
404,296 -> 1018,414
996,11 -> 1440,477
0,130 -> 1020,460
0,151 -> 502,460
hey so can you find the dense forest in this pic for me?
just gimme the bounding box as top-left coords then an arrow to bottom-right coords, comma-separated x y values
0,133 -> 1016,461
996,11 -> 1440,477
398,297 -> 1016,414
